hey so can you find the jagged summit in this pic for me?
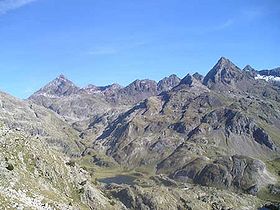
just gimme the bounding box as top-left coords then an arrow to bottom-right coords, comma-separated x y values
179,74 -> 196,86
192,72 -> 204,81
99,83 -> 123,94
120,79 -> 158,96
203,57 -> 243,89
30,74 -> 80,98
57,74 -> 67,79
217,56 -> 229,64
213,57 -> 240,71
243,65 -> 255,72
175,73 -> 209,93
157,74 -> 181,92
126,79 -> 158,92
83,83 -> 123,97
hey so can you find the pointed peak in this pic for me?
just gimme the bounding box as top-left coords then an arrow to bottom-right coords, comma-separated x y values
58,74 -> 66,79
30,74 -> 80,97
55,74 -> 72,83
158,74 -> 180,83
124,79 -> 157,93
168,74 -> 179,78
182,73 -> 192,78
192,72 -> 204,81
203,57 -> 243,88
220,56 -> 229,61
180,74 -> 203,87
209,57 -> 240,74
219,56 -> 228,62
211,56 -> 241,72
243,65 -> 255,72
180,74 -> 195,85
175,73 -> 208,92
216,56 -> 233,66
157,74 -> 181,92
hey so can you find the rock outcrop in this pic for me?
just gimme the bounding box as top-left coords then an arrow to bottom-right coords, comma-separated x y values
172,155 -> 275,195
157,74 -> 181,92
203,57 -> 244,89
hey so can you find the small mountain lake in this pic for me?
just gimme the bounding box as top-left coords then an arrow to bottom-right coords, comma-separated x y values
258,205 -> 278,210
97,175 -> 136,185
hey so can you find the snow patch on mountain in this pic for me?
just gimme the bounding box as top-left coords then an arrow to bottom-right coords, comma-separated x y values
255,74 -> 280,82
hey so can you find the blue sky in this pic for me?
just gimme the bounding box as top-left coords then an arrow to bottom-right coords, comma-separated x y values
0,0 -> 279,98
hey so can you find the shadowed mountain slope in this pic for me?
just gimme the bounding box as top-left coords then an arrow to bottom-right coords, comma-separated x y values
26,57 -> 280,204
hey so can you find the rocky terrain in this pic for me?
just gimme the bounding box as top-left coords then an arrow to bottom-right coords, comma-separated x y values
0,57 -> 279,209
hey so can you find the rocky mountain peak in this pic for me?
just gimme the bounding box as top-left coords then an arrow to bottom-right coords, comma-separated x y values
242,65 -> 259,78
203,57 -> 243,89
157,74 -> 181,92
213,57 -> 239,72
192,72 -> 204,81
57,74 -> 67,80
179,74 -> 196,86
111,79 -> 158,105
99,83 -> 123,96
30,74 -> 80,98
177,74 -> 209,93
217,56 -> 229,65
127,79 -> 158,92
243,65 -> 255,72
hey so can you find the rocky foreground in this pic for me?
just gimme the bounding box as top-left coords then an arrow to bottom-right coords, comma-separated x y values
0,57 -> 279,209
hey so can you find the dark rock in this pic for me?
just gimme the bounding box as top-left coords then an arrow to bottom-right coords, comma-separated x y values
172,157 -> 209,181
169,122 -> 187,134
6,163 -> 14,171
157,74 -> 181,92
179,74 -> 201,87
203,57 -> 244,89
247,185 -> 259,195
194,163 -> 232,189
201,108 -> 277,151
172,155 -> 270,195
91,155 -> 114,167
193,72 -> 204,81
258,67 -> 280,77
111,188 -> 136,209
243,65 -> 256,72
259,203 -> 280,210
269,184 -> 280,195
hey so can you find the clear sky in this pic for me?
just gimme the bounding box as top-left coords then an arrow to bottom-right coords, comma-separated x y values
0,0 -> 279,98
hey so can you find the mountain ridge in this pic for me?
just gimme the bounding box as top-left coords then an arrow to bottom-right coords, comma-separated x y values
29,56 -> 280,102
1,56 -> 279,209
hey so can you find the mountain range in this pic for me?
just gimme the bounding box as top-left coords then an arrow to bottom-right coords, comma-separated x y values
0,57 -> 279,209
